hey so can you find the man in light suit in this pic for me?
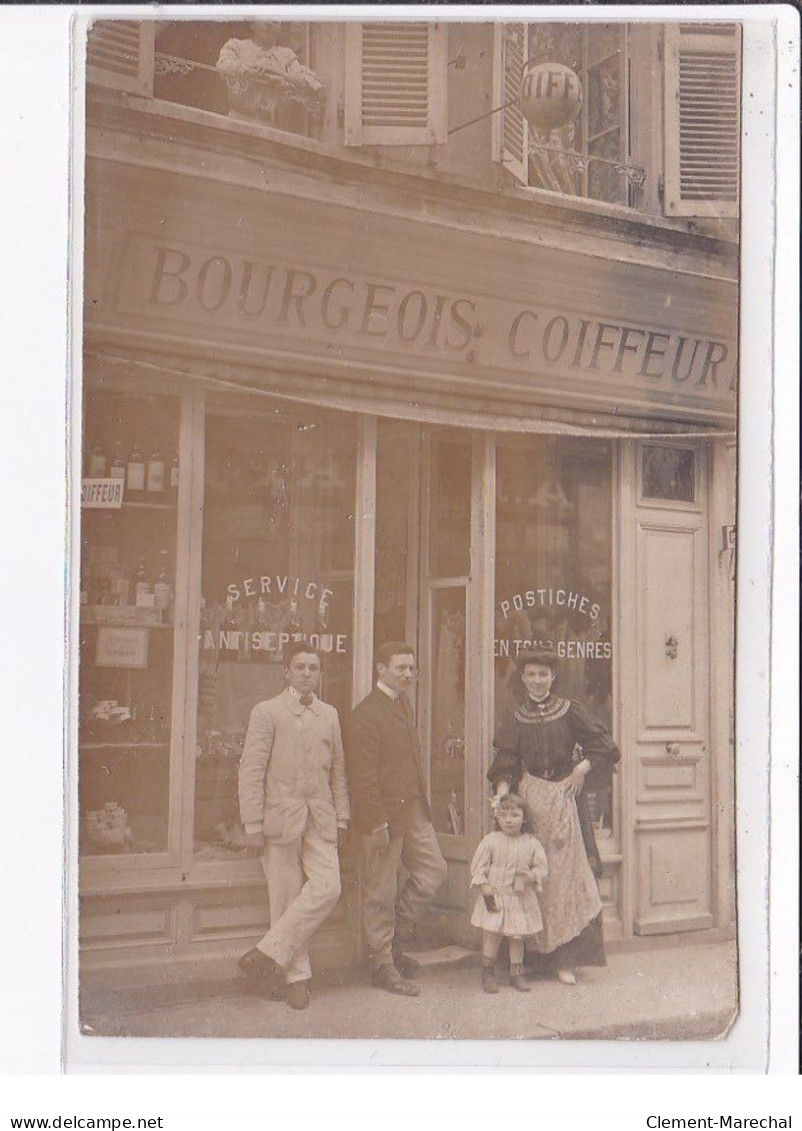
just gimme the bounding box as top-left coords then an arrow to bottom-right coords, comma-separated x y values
237,641 -> 350,1010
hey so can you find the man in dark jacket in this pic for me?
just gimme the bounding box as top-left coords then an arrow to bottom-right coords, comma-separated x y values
348,642 -> 448,996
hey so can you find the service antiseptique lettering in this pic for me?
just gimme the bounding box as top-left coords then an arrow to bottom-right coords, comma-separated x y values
133,244 -> 737,399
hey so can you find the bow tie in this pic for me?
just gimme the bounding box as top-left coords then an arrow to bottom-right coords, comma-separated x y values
299,694 -> 314,707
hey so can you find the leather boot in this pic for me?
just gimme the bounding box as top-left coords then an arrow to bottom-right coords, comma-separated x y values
481,960 -> 499,994
510,963 -> 530,992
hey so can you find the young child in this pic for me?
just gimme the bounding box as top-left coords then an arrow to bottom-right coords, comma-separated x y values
470,793 -> 548,993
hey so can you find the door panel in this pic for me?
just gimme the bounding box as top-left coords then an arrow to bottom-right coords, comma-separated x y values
640,527 -> 698,730
631,443 -> 713,935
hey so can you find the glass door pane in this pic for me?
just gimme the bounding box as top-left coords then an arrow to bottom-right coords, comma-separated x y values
429,587 -> 467,836
423,429 -> 471,839
194,402 -> 356,860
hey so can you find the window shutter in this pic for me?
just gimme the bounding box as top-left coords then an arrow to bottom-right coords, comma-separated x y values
344,22 -> 447,146
664,23 -> 740,217
492,24 -> 528,184
87,20 -> 154,97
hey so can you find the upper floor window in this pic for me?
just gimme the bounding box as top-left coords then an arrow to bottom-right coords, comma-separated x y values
494,21 -> 740,217
87,19 -> 323,140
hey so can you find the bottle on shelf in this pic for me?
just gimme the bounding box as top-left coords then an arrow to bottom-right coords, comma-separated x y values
133,556 -> 150,601
109,444 -> 125,482
169,452 -> 180,502
146,447 -> 166,496
126,442 -> 146,498
286,597 -> 302,636
153,549 -> 173,619
87,440 -> 106,478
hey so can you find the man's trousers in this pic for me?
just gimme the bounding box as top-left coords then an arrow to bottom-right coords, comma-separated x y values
257,821 -> 341,984
361,798 -> 448,968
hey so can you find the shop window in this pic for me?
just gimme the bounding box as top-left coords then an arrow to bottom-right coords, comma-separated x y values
78,389 -> 181,858
193,404 -> 356,861
641,444 -> 696,503
493,436 -> 615,845
663,23 -> 740,218
88,20 -> 321,139
344,22 -> 448,146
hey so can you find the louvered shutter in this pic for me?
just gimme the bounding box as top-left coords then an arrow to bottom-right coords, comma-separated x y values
87,20 -> 154,97
344,22 -> 447,146
664,23 -> 740,217
491,24 -> 528,184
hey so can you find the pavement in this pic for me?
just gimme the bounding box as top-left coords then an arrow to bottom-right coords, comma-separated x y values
80,938 -> 737,1042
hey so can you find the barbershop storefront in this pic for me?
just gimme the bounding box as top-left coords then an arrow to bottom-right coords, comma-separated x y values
78,147 -> 737,984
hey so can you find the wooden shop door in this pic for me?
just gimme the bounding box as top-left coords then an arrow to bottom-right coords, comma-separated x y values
625,441 -> 714,936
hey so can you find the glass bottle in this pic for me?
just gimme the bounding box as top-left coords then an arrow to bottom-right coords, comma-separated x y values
126,443 -> 146,496
134,556 -> 150,601
169,453 -> 180,501
146,447 -> 166,495
87,441 -> 106,478
286,597 -> 302,636
153,550 -> 172,617
109,444 -> 125,481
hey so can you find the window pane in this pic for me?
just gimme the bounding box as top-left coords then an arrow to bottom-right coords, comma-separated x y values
194,404 -> 356,860
79,389 -> 180,857
429,587 -> 467,836
641,445 -> 696,503
589,130 -> 626,203
428,432 -> 471,578
374,420 -> 416,645
587,57 -> 622,137
494,436 -> 615,841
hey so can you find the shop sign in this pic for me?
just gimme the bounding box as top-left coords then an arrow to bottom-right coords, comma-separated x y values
203,630 -> 348,655
95,625 -> 149,669
499,586 -> 601,622
81,478 -> 124,508
113,237 -> 738,420
496,588 -> 611,660
494,638 -> 612,660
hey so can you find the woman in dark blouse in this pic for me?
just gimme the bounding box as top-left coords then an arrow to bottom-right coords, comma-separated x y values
488,645 -> 620,984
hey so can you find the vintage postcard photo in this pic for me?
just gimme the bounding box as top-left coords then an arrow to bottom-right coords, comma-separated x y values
69,6 -> 752,1059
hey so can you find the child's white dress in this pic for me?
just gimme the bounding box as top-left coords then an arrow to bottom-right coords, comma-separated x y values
470,831 -> 548,937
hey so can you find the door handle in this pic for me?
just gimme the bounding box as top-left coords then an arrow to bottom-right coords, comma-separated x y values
665,742 -> 681,757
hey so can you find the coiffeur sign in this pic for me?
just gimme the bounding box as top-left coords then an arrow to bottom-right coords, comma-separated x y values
111,236 -> 738,423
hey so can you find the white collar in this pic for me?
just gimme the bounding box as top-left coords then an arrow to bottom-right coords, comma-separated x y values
287,686 -> 315,703
377,680 -> 399,701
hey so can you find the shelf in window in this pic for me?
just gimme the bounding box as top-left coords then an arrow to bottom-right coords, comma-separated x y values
80,741 -> 170,750
80,616 -> 174,630
121,500 -> 177,512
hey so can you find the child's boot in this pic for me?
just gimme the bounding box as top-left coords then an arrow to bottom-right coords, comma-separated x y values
481,959 -> 498,994
510,963 -> 530,992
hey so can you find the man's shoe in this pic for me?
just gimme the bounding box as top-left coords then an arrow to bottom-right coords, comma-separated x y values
391,940 -> 420,979
238,947 -> 284,997
285,979 -> 312,1010
371,964 -> 421,997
